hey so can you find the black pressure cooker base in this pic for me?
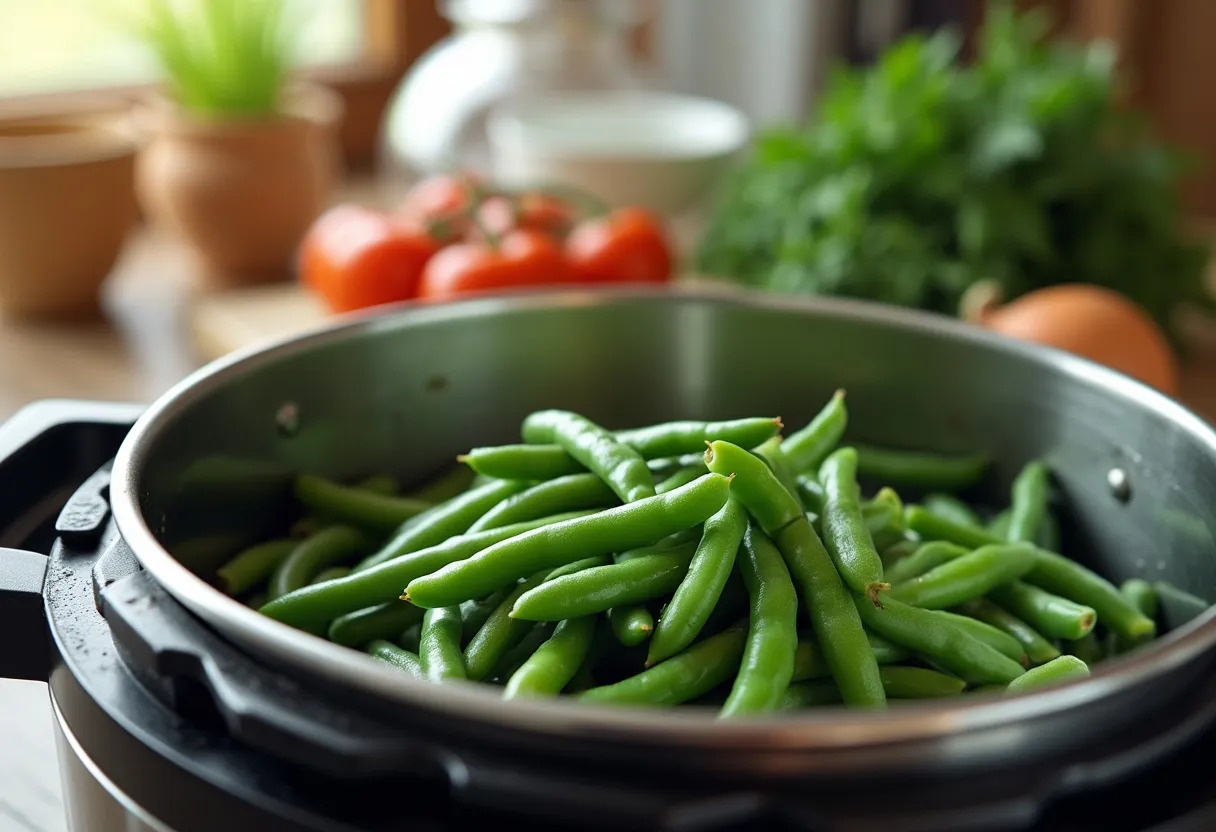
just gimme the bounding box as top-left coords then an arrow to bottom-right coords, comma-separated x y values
4,404 -> 1216,832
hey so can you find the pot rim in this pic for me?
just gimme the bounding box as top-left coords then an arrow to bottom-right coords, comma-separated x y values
131,81 -> 343,139
109,284 -> 1216,752
0,115 -> 136,170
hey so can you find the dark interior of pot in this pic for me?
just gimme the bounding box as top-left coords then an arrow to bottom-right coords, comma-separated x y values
136,291 -> 1216,630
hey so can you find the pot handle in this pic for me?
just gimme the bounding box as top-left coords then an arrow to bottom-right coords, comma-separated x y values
0,399 -> 143,682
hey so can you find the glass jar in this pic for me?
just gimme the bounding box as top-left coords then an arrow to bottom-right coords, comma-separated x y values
380,0 -> 655,179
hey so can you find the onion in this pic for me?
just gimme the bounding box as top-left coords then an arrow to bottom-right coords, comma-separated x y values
962,282 -> 1180,396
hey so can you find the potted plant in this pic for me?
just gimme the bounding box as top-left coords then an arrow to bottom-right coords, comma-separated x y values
131,0 -> 342,286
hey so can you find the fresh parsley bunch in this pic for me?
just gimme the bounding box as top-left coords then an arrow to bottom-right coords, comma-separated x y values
696,4 -> 1211,338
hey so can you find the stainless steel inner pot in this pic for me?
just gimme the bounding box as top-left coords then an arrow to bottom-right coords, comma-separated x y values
109,286 -> 1216,778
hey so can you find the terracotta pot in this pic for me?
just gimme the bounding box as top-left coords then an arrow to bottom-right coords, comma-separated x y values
0,117 -> 138,319
134,84 -> 343,287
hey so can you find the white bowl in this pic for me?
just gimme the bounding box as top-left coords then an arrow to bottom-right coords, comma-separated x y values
487,90 -> 750,217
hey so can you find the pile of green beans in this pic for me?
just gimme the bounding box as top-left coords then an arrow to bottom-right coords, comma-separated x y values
215,396 -> 1185,717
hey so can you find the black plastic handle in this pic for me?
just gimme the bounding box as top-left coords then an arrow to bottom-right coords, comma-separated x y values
0,547 -> 49,681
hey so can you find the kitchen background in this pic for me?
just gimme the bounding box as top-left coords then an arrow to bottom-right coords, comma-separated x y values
2,1 -> 1215,829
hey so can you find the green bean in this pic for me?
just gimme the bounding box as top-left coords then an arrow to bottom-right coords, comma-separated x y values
293,474 -> 429,532
464,572 -> 548,681
615,528 -> 701,562
267,526 -> 372,601
905,506 -> 1000,549
862,487 -> 906,551
781,390 -> 847,473
959,599 -> 1060,666
1036,511 -> 1060,552
931,610 -> 1029,665
405,474 -> 731,608
792,633 -> 910,681
1153,581 -> 1209,625
354,478 -> 531,571
546,554 -> 614,581
776,518 -> 886,707
354,474 -> 398,495
419,606 -> 466,681
921,494 -> 982,528
310,566 -> 350,584
260,511 -> 595,629
503,616 -> 597,699
522,410 -> 655,503
884,541 -> 970,584
365,640 -> 424,678
795,475 -> 825,513
720,526 -> 798,716
1121,579 -> 1159,620
1007,461 -> 1050,543
703,440 -> 802,533
648,453 -> 708,479
655,467 -> 707,495
647,499 -> 747,665
1005,655 -> 1089,693
783,667 -> 966,708
754,436 -> 803,504
511,549 -> 694,621
216,539 -> 297,596
608,606 -> 654,646
399,621 -> 422,652
466,474 -> 616,533
988,509 -> 1011,539
887,543 -> 1037,609
855,595 -> 1025,685
1067,632 -> 1104,665
989,581 -> 1096,641
617,416 -> 783,458
819,448 -> 889,603
459,588 -> 512,644
854,445 -> 988,492
698,573 -> 749,638
880,539 -> 917,570
404,465 -> 476,503
490,623 -> 556,683
579,625 -> 747,706
461,444 -> 585,480
1025,550 -> 1156,644
328,601 -> 425,647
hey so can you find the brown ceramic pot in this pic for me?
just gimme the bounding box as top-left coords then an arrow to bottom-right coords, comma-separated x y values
134,84 -> 342,287
0,117 -> 138,319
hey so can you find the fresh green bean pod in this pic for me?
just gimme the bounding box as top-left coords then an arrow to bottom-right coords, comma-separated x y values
931,610 -> 1029,665
267,526 -> 372,601
260,510 -> 595,629
403,465 -> 476,504
654,467 -> 707,495
522,410 -> 656,503
1007,461 -> 1050,543
854,445 -> 988,492
754,436 -> 804,505
905,506 -> 1001,549
781,390 -> 847,473
1025,551 -> 1156,644
489,622 -> 557,683
617,417 -> 782,459
1005,655 -> 1090,693
458,588 -> 512,644
720,526 -> 799,716
608,606 -> 654,647
419,606 -> 466,681
989,581 -> 1096,641
855,595 -> 1025,685
880,540 -> 918,570
782,667 -> 966,708
365,640 -> 424,678
328,601 -> 425,647
958,599 -> 1060,666
579,625 -> 747,707
818,448 -> 889,603
546,554 -> 615,581
921,494 -> 982,528
503,616 -> 597,699
886,543 -> 1037,609
1153,581 -> 1210,625
1121,578 -> 1159,620
987,509 -> 1011,539
861,487 -> 906,551
405,474 -> 731,608
217,539 -> 298,596
466,473 -> 617,533
464,572 -> 548,681
511,549 -> 694,621
884,541 -> 970,584
354,475 -> 398,495
354,478 -> 531,571
791,633 -> 910,681
1036,511 -> 1061,552
310,566 -> 350,585
703,441 -> 802,533
1067,632 -> 1104,665
647,499 -> 747,665
461,444 -> 585,480
795,475 -> 825,513
293,474 -> 430,532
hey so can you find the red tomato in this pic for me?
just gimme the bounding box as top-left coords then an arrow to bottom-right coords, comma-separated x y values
299,205 -> 440,313
417,230 -> 571,299
476,192 -> 576,239
396,172 -> 483,240
566,208 -> 674,284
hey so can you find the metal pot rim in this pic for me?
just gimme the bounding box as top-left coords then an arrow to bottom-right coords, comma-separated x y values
109,284 -> 1216,751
